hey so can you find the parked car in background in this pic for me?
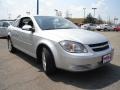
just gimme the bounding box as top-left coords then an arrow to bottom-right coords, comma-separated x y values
0,20 -> 14,37
81,23 -> 96,30
96,24 -> 113,31
114,25 -> 120,31
8,15 -> 114,75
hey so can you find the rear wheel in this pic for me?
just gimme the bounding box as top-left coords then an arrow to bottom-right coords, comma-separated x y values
42,47 -> 56,75
8,38 -> 16,53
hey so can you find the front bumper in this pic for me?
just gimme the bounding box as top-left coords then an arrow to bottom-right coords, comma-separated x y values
55,48 -> 114,72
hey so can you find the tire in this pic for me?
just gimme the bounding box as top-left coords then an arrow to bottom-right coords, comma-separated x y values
97,29 -> 101,31
8,38 -> 16,53
87,27 -> 90,30
104,28 -> 108,31
42,47 -> 56,75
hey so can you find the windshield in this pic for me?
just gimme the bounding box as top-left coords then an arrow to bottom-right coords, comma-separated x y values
34,16 -> 78,30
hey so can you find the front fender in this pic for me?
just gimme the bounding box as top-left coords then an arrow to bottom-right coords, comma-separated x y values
35,39 -> 59,62
36,39 -> 62,67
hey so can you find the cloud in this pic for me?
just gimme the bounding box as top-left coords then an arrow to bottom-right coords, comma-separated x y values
37,0 -> 56,16
0,0 -> 58,19
92,0 -> 106,8
0,0 -> 119,23
64,5 -> 84,18
0,0 -> 37,19
60,0 -> 107,18
0,0 -> 103,19
40,0 -> 55,6
91,0 -> 108,17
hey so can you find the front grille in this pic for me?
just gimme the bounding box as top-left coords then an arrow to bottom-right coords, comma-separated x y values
89,41 -> 109,52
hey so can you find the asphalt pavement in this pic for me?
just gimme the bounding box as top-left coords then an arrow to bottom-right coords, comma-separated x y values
0,32 -> 120,90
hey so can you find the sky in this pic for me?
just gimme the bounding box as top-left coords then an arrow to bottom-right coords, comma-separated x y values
0,0 -> 120,23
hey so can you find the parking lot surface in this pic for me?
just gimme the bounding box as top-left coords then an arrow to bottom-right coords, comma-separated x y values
0,32 -> 120,90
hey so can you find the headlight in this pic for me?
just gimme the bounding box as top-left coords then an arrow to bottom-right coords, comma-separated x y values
59,40 -> 88,53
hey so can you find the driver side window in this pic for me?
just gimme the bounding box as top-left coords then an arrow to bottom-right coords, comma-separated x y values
18,17 -> 34,29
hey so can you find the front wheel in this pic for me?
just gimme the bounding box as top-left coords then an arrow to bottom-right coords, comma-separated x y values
42,47 -> 56,75
8,38 -> 16,53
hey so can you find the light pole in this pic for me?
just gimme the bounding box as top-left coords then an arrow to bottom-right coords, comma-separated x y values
83,8 -> 86,19
8,13 -> 11,20
59,11 -> 62,16
65,10 -> 72,18
114,17 -> 118,25
55,9 -> 62,16
92,8 -> 97,17
37,0 -> 39,15
83,8 -> 86,23
69,14 -> 72,18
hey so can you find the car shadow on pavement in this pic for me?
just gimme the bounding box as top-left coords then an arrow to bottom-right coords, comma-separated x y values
15,50 -> 120,89
49,64 -> 120,89
14,50 -> 44,72
0,37 -> 7,39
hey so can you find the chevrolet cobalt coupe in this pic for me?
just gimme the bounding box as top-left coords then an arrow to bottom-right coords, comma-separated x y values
8,15 -> 114,74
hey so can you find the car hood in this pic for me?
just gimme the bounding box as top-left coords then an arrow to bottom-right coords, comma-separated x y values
40,29 -> 108,44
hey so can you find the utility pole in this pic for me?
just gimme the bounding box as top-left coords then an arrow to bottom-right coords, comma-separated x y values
37,0 -> 39,15
92,8 -> 97,17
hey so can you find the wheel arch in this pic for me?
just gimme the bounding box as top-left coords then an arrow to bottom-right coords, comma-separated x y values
36,41 -> 57,66
7,32 -> 13,40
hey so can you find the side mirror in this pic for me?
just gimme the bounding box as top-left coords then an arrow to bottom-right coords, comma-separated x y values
22,25 -> 35,32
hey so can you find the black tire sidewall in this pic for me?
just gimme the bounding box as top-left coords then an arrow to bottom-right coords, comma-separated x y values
42,47 -> 56,75
8,38 -> 15,53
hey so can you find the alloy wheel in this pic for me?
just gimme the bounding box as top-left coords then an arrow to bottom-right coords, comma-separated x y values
42,51 -> 47,71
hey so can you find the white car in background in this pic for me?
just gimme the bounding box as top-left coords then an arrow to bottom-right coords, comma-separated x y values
8,15 -> 114,75
81,23 -> 96,30
96,24 -> 113,31
0,20 -> 13,37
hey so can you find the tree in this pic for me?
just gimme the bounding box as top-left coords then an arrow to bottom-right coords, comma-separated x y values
83,13 -> 96,24
97,15 -> 104,24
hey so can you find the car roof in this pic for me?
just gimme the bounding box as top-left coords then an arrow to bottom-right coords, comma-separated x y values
18,15 -> 58,19
0,19 -> 15,22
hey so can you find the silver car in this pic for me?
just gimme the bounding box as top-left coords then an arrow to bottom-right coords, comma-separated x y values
0,20 -> 14,37
8,15 -> 114,75
96,24 -> 113,31
81,23 -> 96,30
0,21 -> 10,37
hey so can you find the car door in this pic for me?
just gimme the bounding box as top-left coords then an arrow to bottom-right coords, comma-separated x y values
14,17 -> 34,55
